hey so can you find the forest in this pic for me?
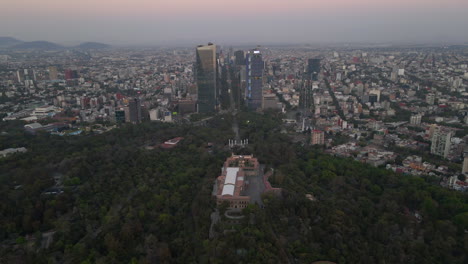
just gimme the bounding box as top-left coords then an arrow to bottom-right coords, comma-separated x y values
0,112 -> 467,263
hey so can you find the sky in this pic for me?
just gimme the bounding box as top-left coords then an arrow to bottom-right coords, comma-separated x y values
2,0 -> 468,46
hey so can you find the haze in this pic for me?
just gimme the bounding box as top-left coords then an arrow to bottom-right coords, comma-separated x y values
2,0 -> 468,46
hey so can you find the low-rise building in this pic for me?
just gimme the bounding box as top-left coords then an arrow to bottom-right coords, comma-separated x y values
215,155 -> 259,209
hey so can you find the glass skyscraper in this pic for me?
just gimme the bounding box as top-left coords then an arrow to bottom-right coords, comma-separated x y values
196,43 -> 217,113
246,49 -> 263,110
307,58 -> 321,81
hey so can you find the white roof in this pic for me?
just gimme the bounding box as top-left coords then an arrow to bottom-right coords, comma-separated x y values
225,167 -> 239,185
221,184 -> 235,196
24,123 -> 42,129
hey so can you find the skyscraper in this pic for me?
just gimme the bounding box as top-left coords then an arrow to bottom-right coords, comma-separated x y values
234,50 -> 245,66
128,98 -> 142,124
246,49 -> 264,110
196,43 -> 217,113
307,58 -> 321,81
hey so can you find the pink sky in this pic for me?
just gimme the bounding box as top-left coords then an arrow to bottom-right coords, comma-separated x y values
4,0 -> 468,17
2,0 -> 468,44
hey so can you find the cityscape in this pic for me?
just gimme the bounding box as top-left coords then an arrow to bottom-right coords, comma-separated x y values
1,0 -> 468,263
2,43 -> 468,190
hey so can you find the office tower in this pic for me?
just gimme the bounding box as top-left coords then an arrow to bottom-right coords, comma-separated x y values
115,109 -> 126,123
311,130 -> 325,145
234,50 -> 245,66
128,98 -> 142,124
410,114 -> 422,125
246,49 -> 264,110
430,128 -> 452,158
196,43 -> 217,113
308,58 -> 321,81
48,66 -> 58,80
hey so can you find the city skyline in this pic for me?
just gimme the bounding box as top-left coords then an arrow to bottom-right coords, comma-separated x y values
2,0 -> 468,45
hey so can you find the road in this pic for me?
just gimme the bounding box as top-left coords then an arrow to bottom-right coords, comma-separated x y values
226,66 -> 241,143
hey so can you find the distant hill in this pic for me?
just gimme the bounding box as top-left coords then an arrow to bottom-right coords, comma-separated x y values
0,37 -> 112,50
12,41 -> 63,50
75,42 -> 111,49
0,37 -> 23,48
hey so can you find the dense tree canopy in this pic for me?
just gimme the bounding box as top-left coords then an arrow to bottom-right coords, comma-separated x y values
0,113 -> 467,263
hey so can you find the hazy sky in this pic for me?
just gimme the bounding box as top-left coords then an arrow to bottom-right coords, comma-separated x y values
2,0 -> 468,45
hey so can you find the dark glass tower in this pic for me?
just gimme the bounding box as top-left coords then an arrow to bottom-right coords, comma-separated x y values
307,58 -> 321,81
196,43 -> 217,113
129,98 -> 142,124
234,50 -> 245,66
246,49 -> 263,110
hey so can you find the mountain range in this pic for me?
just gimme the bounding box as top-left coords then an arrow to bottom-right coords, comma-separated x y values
0,37 -> 111,50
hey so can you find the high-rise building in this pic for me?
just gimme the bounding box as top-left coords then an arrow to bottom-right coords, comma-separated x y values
234,50 -> 245,66
128,98 -> 142,124
307,58 -> 321,81
65,69 -> 73,80
65,69 -> 79,80
410,114 -> 422,125
48,66 -> 58,80
196,43 -> 217,113
311,130 -> 325,145
246,49 -> 264,110
16,69 -> 36,83
115,109 -> 126,123
16,70 -> 24,83
430,128 -> 452,158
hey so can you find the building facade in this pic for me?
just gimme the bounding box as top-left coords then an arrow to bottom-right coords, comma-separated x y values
410,114 -> 422,125
246,49 -> 264,110
311,130 -> 325,145
234,50 -> 245,66
215,155 -> 260,209
128,98 -> 142,124
196,43 -> 217,113
308,58 -> 321,81
430,127 -> 452,158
